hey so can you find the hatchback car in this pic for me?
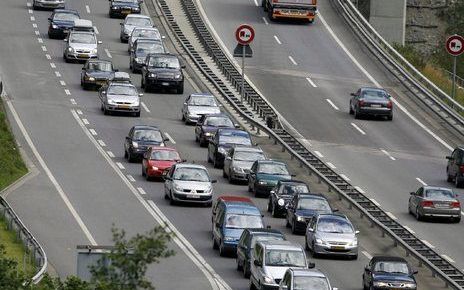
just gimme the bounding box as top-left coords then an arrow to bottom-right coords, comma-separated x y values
212,200 -> 264,256
120,14 -> 153,42
223,146 -> 265,183
141,53 -> 184,93
128,27 -> 161,53
164,163 -> 216,206
250,240 -> 310,290
305,214 -> 359,259
181,93 -> 221,124
142,146 -> 181,180
109,0 -> 141,18
124,125 -> 168,162
81,59 -> 116,90
48,9 -> 80,39
63,31 -> 100,63
99,82 -> 142,116
130,39 -> 165,73
211,195 -> 253,225
446,146 -> 464,187
280,268 -> 333,290
195,113 -> 237,146
236,228 -> 285,278
349,87 -> 393,120
408,186 -> 461,222
268,180 -> 310,218
248,160 -> 293,197
363,256 -> 417,290
208,128 -> 252,169
286,193 -> 333,234
33,0 -> 65,10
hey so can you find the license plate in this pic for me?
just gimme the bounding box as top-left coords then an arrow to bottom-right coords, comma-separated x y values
78,54 -> 87,58
331,246 -> 345,250
435,204 -> 449,208
122,9 -> 131,14
371,104 -> 381,108
119,104 -> 130,109
188,194 -> 200,199
162,82 -> 170,86
96,81 -> 105,86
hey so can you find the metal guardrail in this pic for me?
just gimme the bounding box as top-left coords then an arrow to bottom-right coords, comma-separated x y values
337,0 -> 464,135
149,0 -> 464,288
445,70 -> 464,89
0,196 -> 47,284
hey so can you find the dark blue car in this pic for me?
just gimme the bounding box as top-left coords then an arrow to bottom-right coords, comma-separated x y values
109,0 -> 142,18
207,128 -> 252,168
363,256 -> 417,290
48,9 -> 80,39
286,193 -> 333,234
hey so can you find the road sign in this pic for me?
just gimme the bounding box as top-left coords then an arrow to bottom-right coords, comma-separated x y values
446,35 -> 464,56
233,44 -> 253,57
235,24 -> 255,45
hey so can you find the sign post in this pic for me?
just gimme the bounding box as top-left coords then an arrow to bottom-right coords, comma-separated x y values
446,34 -> 464,99
234,24 -> 255,103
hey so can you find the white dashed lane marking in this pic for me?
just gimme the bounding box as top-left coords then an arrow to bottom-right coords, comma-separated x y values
385,212 -> 397,220
45,54 -> 51,60
306,77 -> 317,88
288,56 -> 297,66
422,240 -> 435,249
82,118 -> 89,125
403,226 -> 415,234
355,186 -> 365,194
104,49 -> 112,58
340,174 -> 350,181
137,187 -> 147,195
370,198 -> 380,206
262,17 -> 269,25
380,149 -> 396,161
314,151 -> 323,158
37,38 -> 43,43
165,132 -> 176,144
116,162 -> 125,169
50,62 -> 56,68
27,2 -> 32,7
32,23 -> 37,28
326,162 -> 336,169
76,110 -> 83,115
107,151 -> 115,158
60,80 -> 66,86
141,102 -> 150,113
97,140 -> 106,147
89,129 -> 97,136
64,89 -> 71,95
442,255 -> 455,263
351,123 -> 366,135
55,71 -> 61,77
41,46 -> 47,52
362,251 -> 372,260
326,99 -> 339,110
70,99 -> 77,105
416,177 -> 427,186
30,16 -> 35,21
35,30 -> 40,35
28,9 -> 33,13
127,175 -> 136,182
274,35 -> 282,45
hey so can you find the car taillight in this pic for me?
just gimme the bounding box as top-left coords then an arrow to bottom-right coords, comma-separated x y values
460,165 -> 464,173
359,100 -> 365,107
272,0 -> 278,3
451,201 -> 461,208
421,200 -> 434,207
386,101 -> 392,109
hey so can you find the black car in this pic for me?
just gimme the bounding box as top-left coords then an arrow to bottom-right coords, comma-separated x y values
109,0 -> 141,18
141,53 -> 185,94
124,125 -> 169,162
349,87 -> 393,120
286,193 -> 333,234
363,256 -> 417,290
48,9 -> 80,39
130,38 -> 165,73
195,114 -> 236,147
207,128 -> 252,168
236,228 -> 286,278
267,180 -> 310,218
446,146 -> 464,188
248,160 -> 293,197
81,59 -> 116,90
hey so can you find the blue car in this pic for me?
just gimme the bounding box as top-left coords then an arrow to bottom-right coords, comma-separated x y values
363,256 -> 417,290
286,193 -> 333,234
212,198 -> 264,257
47,9 -> 80,39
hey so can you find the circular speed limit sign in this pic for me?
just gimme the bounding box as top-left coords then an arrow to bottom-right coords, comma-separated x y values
235,24 -> 255,45
446,35 -> 464,56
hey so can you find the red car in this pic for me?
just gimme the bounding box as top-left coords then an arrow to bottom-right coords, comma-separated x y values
142,146 -> 181,180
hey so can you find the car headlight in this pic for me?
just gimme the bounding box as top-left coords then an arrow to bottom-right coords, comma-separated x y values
223,236 -> 235,242
204,132 -> 212,137
258,180 -> 267,185
296,215 -> 305,222
68,47 -> 74,52
218,147 -> 227,154
373,282 -> 389,287
112,6 -> 119,9
149,73 -> 157,78
87,76 -> 95,81
403,282 -> 417,289
348,239 -> 358,246
132,141 -> 138,148
133,7 -> 140,10
174,73 -> 182,79
124,28 -> 131,34
151,166 -> 159,170
52,24 -> 58,29
173,184 -> 182,191
135,57 -> 144,63
277,198 -> 285,206
263,276 -> 274,284
92,48 -> 98,54
232,166 -> 244,173
315,238 -> 327,245
108,99 -> 116,105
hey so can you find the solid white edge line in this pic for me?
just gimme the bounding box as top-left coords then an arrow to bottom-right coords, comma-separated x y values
165,132 -> 176,144
137,187 -> 147,195
4,100 -> 97,245
370,198 -> 380,206
288,55 -> 297,66
314,150 -> 323,158
442,255 -> 455,263
325,99 -> 339,110
355,186 -> 365,194
326,162 -> 336,169
104,48 -> 112,58
362,251 -> 372,260
306,77 -> 317,88
416,177 -> 427,186
403,225 -> 415,234
421,240 -> 435,249
385,212 -> 397,220
141,102 -> 150,113
340,174 -> 350,181
273,35 -> 282,45
351,123 -> 366,135
89,129 -> 97,136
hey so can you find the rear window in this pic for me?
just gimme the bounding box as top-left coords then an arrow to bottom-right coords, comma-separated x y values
225,214 -> 263,229
425,189 -> 455,199
250,235 -> 284,248
362,89 -> 388,99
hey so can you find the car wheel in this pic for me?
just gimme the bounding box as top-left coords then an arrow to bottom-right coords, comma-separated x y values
141,77 -> 145,89
291,220 -> 298,234
248,182 -> 252,192
349,103 -> 354,115
453,216 -> 461,223
219,242 -> 226,257
124,149 -> 128,159
134,111 -> 141,117
447,168 -> 453,182
455,175 -> 463,188
285,217 -> 291,228
212,237 -> 219,250
253,185 -> 259,197
243,262 -> 250,278
268,8 -> 275,21
213,157 -> 220,168
103,106 -> 109,115
228,172 -> 234,184
415,206 -> 423,221
351,254 -> 358,260
207,152 -> 212,163
262,0 -> 267,10
164,190 -> 169,200
311,241 -> 319,258
182,113 -> 186,121
249,280 -> 257,290
387,114 -> 393,121
128,151 -> 135,163
177,85 -> 184,94
267,200 -> 272,212
236,258 -> 243,271
200,138 -> 207,147
271,204 -> 279,218
142,167 -> 146,177
169,192 -> 176,205
305,236 -> 310,251
354,109 -> 360,119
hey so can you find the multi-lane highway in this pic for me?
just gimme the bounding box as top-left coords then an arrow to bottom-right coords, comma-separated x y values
0,0 -> 459,289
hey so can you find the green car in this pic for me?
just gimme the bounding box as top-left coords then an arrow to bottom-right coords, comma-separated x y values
248,160 -> 293,197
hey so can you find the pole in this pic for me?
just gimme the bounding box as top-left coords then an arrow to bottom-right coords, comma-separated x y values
241,44 -> 245,103
452,56 -> 457,99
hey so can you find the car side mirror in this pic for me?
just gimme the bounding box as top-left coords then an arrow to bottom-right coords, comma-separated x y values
114,69 -> 119,72
183,102 -> 187,105
446,156 -> 453,160
181,64 -> 186,69
365,266 -> 370,272
253,260 -> 262,267
81,67 -> 85,70
387,94 -> 392,99
120,22 -> 123,25
101,90 -> 106,95
63,39 -> 68,42
163,138 -> 169,142
139,93 -> 144,97
410,192 -> 415,195
161,35 -> 166,39
211,179 -> 217,183
291,174 -> 296,177
332,208 -> 339,212
307,227 -> 314,232
355,230 -> 360,235
412,270 -> 418,275
48,17 -> 52,21
308,262 -> 315,269
234,123 -> 240,128
270,190 -> 275,194
225,156 -> 231,160
280,286 -> 288,290
350,93 -> 356,97
98,40 -> 103,44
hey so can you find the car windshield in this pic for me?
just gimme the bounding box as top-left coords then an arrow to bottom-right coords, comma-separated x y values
362,89 -> 388,99
108,85 -> 137,95
293,277 -> 330,290
188,96 -> 217,106
265,250 -> 306,267
126,17 -> 151,26
297,198 -> 331,211
132,29 -> 160,39
425,189 -> 455,199
225,214 -> 263,229
149,56 -> 180,69
250,235 -> 284,248
234,151 -> 265,162
136,43 -> 164,55
173,167 -> 209,182
317,218 -> 353,233
70,33 -> 96,44
114,0 -> 138,3
258,163 -> 289,175
151,150 -> 179,161
279,184 -> 309,194
373,261 -> 409,274
133,130 -> 162,142
88,62 -> 112,72
54,13 -> 79,21
205,117 -> 233,127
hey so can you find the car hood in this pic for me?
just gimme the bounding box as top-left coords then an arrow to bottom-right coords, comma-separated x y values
187,106 -> 221,115
51,20 -> 75,27
150,160 -> 176,168
372,273 -> 415,283
134,140 -> 164,147
148,67 -> 181,75
202,125 -> 232,133
265,266 -> 296,281
123,24 -> 138,33
87,71 -> 114,79
173,180 -> 211,191
113,2 -> 139,8
317,232 -> 356,243
107,94 -> 139,103
223,228 -> 244,241
231,160 -> 254,171
295,208 -> 330,218
69,43 -> 97,50
257,173 -> 291,181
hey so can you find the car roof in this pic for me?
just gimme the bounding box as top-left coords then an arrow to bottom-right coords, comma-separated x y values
245,228 -> 284,235
190,93 -> 214,98
256,160 -> 285,165
422,185 -> 453,191
203,113 -> 231,118
296,193 -> 327,200
133,26 -> 158,31
361,87 -> 387,92
125,14 -> 150,19
278,180 -> 307,185
217,128 -> 248,134
233,146 -> 263,153
175,163 -> 207,170
370,256 -> 408,264
317,213 -> 348,220
109,82 -> 134,87
290,268 -> 326,278
217,195 -> 253,203
53,9 -> 79,14
149,146 -> 176,151
259,240 -> 302,250
86,59 -> 112,64
132,125 -> 160,131
69,31 -> 95,36
135,38 -> 162,44
224,202 -> 261,214
147,52 -> 177,58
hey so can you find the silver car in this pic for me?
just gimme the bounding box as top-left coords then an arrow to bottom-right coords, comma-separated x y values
63,31 -> 101,63
33,0 -> 65,10
223,146 -> 265,183
99,82 -> 142,116
181,93 -> 221,124
128,27 -> 161,53
408,186 -> 461,222
305,214 -> 359,259
250,240 -> 309,290
279,268 -> 336,290
164,163 -> 217,206
120,14 -> 153,42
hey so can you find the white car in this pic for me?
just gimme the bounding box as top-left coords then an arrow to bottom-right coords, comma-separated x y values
99,82 -> 142,117
63,31 -> 101,63
33,0 -> 65,10
120,14 -> 153,42
128,27 -> 161,53
181,93 -> 221,124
